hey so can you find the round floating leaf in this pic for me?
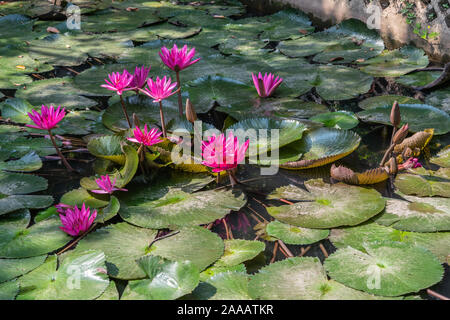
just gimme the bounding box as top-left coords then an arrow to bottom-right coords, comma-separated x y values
357,104 -> 450,135
0,280 -> 18,300
60,188 -> 109,209
396,71 -> 441,87
215,240 -> 265,267
0,255 -> 46,283
150,226 -> 224,272
310,111 -> 359,130
267,179 -> 385,228
266,220 -> 329,245
0,152 -> 42,173
227,118 -> 307,157
0,98 -> 34,124
394,168 -> 450,197
192,271 -> 250,300
75,222 -> 157,280
18,250 -> 109,300
280,127 -> 361,169
15,77 -> 97,110
87,135 -> 125,165
0,211 -> 70,258
120,188 -> 246,229
324,241 -> 444,296
121,255 -> 200,300
358,46 -> 429,77
359,95 -> 422,110
248,257 -> 391,300
96,281 -> 119,300
431,146 -> 450,168
377,194 -> 450,232
330,221 -> 450,264
0,135 -> 57,158
425,89 -> 450,114
258,9 -> 314,41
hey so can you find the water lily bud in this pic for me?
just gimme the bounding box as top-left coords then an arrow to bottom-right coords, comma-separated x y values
392,124 -> 409,145
390,100 -> 400,128
185,98 -> 197,123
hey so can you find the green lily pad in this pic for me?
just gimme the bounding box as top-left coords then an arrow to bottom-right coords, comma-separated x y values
396,71 -> 441,87
147,22 -> 202,39
0,152 -> 42,172
357,104 -> 450,135
120,188 -> 246,229
0,98 -> 34,124
87,135 -> 126,165
324,241 -> 444,296
425,89 -> 450,114
280,127 -> 361,169
258,9 -> 314,41
0,210 -> 70,258
227,118 -> 307,157
17,250 -> 109,300
200,264 -> 247,282
96,281 -> 119,300
358,95 -> 422,110
0,255 -> 46,283
15,77 -> 97,110
267,179 -> 385,228
310,111 -> 359,130
0,172 -> 53,216
60,188 -> 109,209
376,194 -> 450,232
74,222 -> 158,280
358,46 -> 429,77
431,146 -> 450,168
0,279 -> 18,300
394,168 -> 450,197
121,255 -> 200,300
215,240 -> 265,267
191,271 -> 251,300
0,135 -> 57,158
248,257 -> 393,300
266,220 -> 329,245
329,221 -> 450,264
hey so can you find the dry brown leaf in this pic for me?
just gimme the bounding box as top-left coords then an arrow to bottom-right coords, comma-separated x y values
46,27 -> 60,34
394,128 -> 434,154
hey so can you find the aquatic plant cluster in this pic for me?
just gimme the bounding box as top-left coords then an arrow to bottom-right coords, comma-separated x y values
0,0 -> 449,301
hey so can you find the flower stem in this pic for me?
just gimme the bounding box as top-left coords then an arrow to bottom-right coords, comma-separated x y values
175,70 -> 183,116
48,130 -> 74,172
159,101 -> 167,138
119,95 -> 132,128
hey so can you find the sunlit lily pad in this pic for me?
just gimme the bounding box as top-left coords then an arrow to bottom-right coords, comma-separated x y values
431,146 -> 450,168
0,98 -> 34,124
87,135 -> 126,165
376,194 -> 450,232
0,152 -> 42,173
310,111 -> 358,130
324,241 -> 444,296
191,271 -> 251,300
267,179 -> 385,228
425,89 -> 450,114
0,210 -> 70,258
75,222 -> 157,280
17,250 -> 109,300
358,46 -> 429,77
266,220 -> 329,245
121,255 -> 200,300
394,168 -> 450,197
329,221 -> 450,264
358,95 -> 421,110
396,71 -> 441,87
248,257 -> 393,300
280,127 -> 361,169
357,104 -> 450,135
0,135 -> 57,158
60,188 -> 109,209
0,255 -> 46,283
215,240 -> 265,267
259,10 -> 314,41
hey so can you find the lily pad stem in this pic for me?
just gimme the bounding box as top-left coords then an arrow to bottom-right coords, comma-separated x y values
48,130 -> 75,172
159,101 -> 167,138
120,95 -> 132,128
175,70 -> 183,116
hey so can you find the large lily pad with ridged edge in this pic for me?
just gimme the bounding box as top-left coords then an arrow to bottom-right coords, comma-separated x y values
191,271 -> 251,300
215,240 -> 265,267
324,241 -> 444,296
329,221 -> 450,264
87,135 -> 126,165
358,95 -> 422,110
248,257 -> 394,300
0,255 -> 46,283
357,104 -> 450,135
149,226 -> 224,272
358,46 -> 429,77
74,222 -> 157,280
120,188 -> 246,229
280,127 -> 361,169
394,168 -> 450,197
376,194 -> 450,232
266,220 -> 329,245
267,179 -> 385,228
227,118 -> 307,157
0,210 -> 71,258
121,255 -> 200,300
17,250 -> 109,300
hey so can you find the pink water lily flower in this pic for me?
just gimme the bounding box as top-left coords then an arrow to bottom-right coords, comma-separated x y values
27,105 -> 65,130
129,66 -> 151,92
202,132 -> 249,173
101,69 -> 134,95
59,203 -> 97,237
252,72 -> 283,98
159,44 -> 200,72
140,76 -> 178,103
127,124 -> 163,147
91,175 -> 128,194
